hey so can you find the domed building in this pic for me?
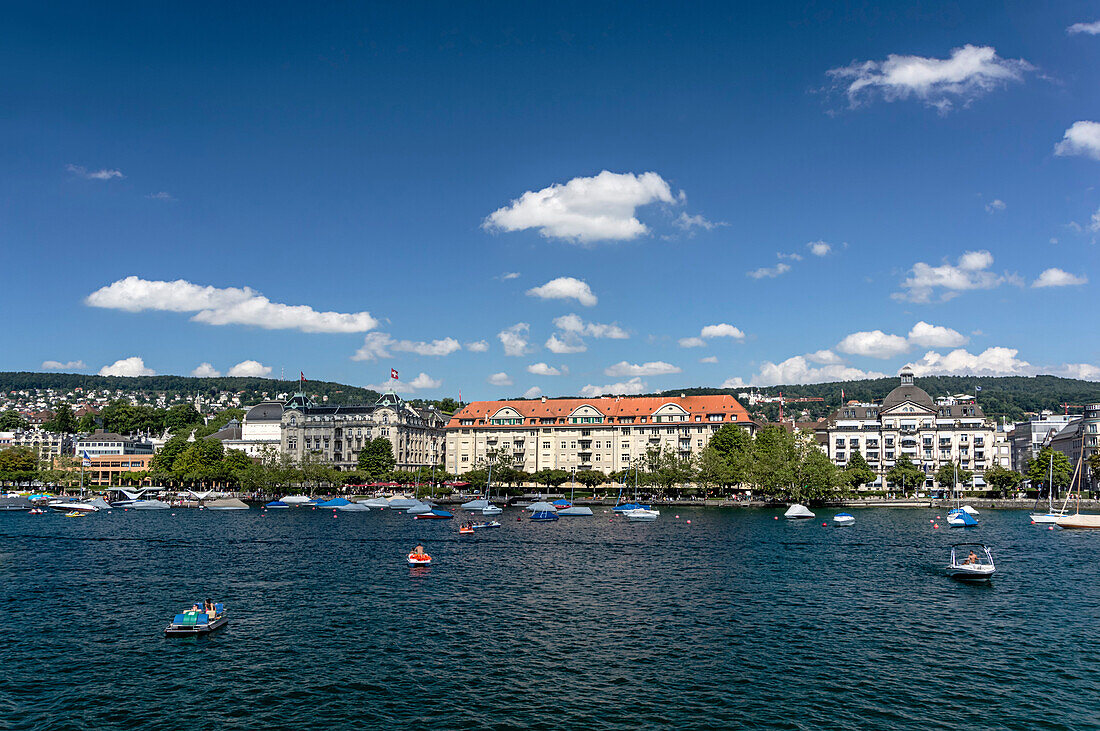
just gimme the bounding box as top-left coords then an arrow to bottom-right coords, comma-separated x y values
823,367 -> 1000,492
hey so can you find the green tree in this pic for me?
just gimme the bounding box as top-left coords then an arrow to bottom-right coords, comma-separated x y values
192,408 -> 245,439
0,446 -> 38,473
42,403 -> 77,434
796,446 -> 839,501
936,461 -> 974,490
151,434 -> 190,473
886,454 -> 925,493
1025,447 -> 1073,493
983,463 -> 1023,496
0,411 -> 29,430
165,404 -> 203,434
709,424 -> 754,484
357,437 -> 396,478
843,450 -> 878,491
696,445 -> 734,492
574,469 -> 606,489
751,425 -> 798,498
436,398 -> 460,414
531,468 -> 570,488
77,412 -> 99,432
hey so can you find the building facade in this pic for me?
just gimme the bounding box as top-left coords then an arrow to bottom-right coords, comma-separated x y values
73,430 -> 154,457
821,368 -> 998,491
1048,404 -> 1100,491
1009,412 -> 1077,473
281,392 -> 446,471
444,394 -> 754,476
0,429 -> 73,461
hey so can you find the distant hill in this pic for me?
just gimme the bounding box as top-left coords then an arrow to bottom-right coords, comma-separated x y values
0,372 -> 381,406
664,375 -> 1100,422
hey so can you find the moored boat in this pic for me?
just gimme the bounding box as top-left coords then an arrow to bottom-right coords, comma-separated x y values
783,504 -> 815,519
530,510 -> 559,522
414,508 -> 453,520
265,500 -> 290,509
947,508 -> 977,527
833,512 -> 855,525
623,507 -> 660,522
471,520 -> 501,530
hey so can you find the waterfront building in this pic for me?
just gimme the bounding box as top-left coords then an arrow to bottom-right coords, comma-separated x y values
1048,404 -> 1100,490
820,368 -> 997,491
79,454 -> 155,486
281,391 -> 446,471
213,401 -> 285,459
444,394 -> 754,476
0,429 -> 73,461
72,430 -> 154,457
1009,412 -> 1077,473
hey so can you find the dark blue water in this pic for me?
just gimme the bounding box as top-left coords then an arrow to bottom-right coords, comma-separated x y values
3,506 -> 1098,730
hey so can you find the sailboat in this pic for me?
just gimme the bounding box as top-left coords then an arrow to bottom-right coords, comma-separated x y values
473,462 -> 503,515
946,463 -> 978,526
1030,453 -> 1067,524
557,472 -> 593,516
1055,453 -> 1100,529
612,469 -> 652,512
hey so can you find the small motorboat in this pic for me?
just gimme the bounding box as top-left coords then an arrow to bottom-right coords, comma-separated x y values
50,502 -> 99,513
558,506 -> 594,516
359,497 -> 390,508
946,544 -> 996,582
265,500 -> 290,509
530,510 -> 559,522
414,508 -> 453,520
460,497 -> 489,511
623,507 -> 660,522
279,495 -> 314,505
472,520 -> 501,530
458,524 -> 475,535
131,499 -> 171,510
833,513 -> 855,525
612,502 -> 651,512
165,603 -> 228,636
481,504 -> 503,516
407,551 -> 432,566
334,502 -> 371,512
947,509 -> 978,527
784,504 -> 815,519
960,505 -> 979,515
406,501 -> 433,515
28,508 -> 46,515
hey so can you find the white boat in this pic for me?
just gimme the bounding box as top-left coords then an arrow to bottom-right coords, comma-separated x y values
406,501 -> 433,515
960,505 -> 979,515
946,543 -> 996,581
335,502 -> 371,511
946,509 -> 977,527
387,496 -> 419,509
481,505 -> 503,516
1030,454 -> 1067,523
49,501 -> 99,513
526,501 -> 559,513
784,504 -> 815,519
280,495 -> 313,505
131,499 -> 171,510
623,507 -> 659,522
832,513 -> 855,525
205,498 -> 250,510
359,497 -> 390,508
558,506 -> 594,516
460,497 -> 489,511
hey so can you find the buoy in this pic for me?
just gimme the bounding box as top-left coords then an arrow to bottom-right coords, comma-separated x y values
171,513 -> 176,516
822,522 -> 827,527
1030,520 -> 1035,525
333,513 -> 337,519
675,515 -> 680,519
686,519 -> 691,524
774,516 -> 778,520
933,524 -> 939,529
1048,526 -> 1054,531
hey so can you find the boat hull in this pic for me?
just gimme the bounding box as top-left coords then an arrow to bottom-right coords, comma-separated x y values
1056,514 -> 1100,530
946,567 -> 995,582
1030,513 -> 1063,524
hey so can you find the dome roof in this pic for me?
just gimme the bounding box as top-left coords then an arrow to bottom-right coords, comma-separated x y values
881,384 -> 935,410
245,401 -> 284,422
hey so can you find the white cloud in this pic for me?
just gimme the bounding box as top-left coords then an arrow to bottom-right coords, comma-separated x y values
527,363 -> 564,376
723,355 -> 886,387
906,347 -> 1031,377
484,170 -> 678,243
352,332 -> 394,361
41,360 -> 86,370
700,355 -> 719,364
465,340 -> 490,352
498,323 -> 533,357
1032,268 -> 1088,288
678,337 -> 706,348
907,321 -> 969,348
487,372 -> 513,386
1092,208 -> 1100,233
66,164 -> 124,180
523,386 -> 543,399
227,360 -> 272,378
393,336 -> 461,357
701,323 -> 746,340
552,313 -> 628,339
604,361 -> 681,377
674,212 -> 726,232
807,241 -> 832,256
526,277 -> 598,307
778,252 -> 804,261
893,250 -> 1007,303
499,272 -> 521,280
747,262 -> 791,279
367,372 -> 442,393
190,362 -> 221,377
828,44 -> 1033,112
146,192 -> 175,201
985,199 -> 1006,213
1067,20 -> 1100,35
87,276 -> 379,333
806,349 -> 843,365
1054,121 -> 1100,160
545,332 -> 587,354
836,330 -> 911,359
1055,363 -> 1100,381
98,356 -> 155,377
579,377 -> 647,397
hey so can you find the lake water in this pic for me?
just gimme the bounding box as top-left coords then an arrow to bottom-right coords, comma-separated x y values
3,505 -> 1098,730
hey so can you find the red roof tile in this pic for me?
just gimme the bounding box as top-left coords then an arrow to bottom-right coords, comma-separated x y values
446,394 -> 751,428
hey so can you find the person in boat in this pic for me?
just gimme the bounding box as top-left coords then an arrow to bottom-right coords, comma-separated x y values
413,543 -> 425,556
204,599 -> 215,615
965,550 -> 978,565
191,602 -> 201,611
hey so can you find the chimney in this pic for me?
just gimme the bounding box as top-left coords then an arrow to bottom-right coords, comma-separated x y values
541,396 -> 547,403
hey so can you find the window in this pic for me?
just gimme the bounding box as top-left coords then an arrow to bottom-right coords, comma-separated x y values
621,454 -> 629,461
542,441 -> 550,449
560,442 -> 566,449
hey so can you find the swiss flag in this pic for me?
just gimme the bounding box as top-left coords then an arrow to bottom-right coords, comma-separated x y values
391,368 -> 399,380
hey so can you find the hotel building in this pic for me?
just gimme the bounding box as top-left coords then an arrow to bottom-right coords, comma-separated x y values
444,394 -> 754,475
821,368 -> 998,491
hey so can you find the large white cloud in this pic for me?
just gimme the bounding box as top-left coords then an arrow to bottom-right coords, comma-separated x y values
604,361 -> 682,377
527,363 -> 564,376
828,44 -> 1032,112
905,347 -> 1032,377
723,355 -> 886,387
1067,20 -> 1100,35
806,350 -> 843,365
351,332 -> 461,361
545,333 -> 587,354
498,323 -> 533,357
227,360 -> 272,377
907,321 -> 969,348
42,360 -> 86,370
579,377 -> 647,397
1054,121 -> 1100,160
893,250 -> 1010,303
552,313 -> 628,339
526,277 -> 598,307
88,276 -> 379,334
190,362 -> 221,377
98,356 -> 155,377
484,170 -> 678,243
487,372 -> 513,386
836,330 -> 911,359
1032,268 -> 1088,288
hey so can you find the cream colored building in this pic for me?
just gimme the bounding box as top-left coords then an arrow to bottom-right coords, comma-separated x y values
445,394 -> 754,475
822,368 -> 998,492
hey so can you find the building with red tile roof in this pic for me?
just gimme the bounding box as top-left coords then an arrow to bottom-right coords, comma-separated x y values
445,393 -> 753,475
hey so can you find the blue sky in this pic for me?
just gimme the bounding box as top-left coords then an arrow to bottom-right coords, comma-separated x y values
2,2 -> 1099,400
